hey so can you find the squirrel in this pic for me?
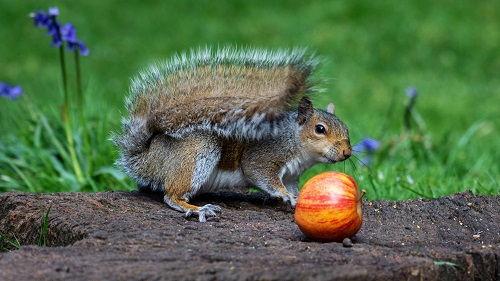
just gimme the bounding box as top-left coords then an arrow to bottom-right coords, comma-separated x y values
113,47 -> 352,222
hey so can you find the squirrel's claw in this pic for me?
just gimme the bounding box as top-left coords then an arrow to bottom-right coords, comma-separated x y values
267,190 -> 297,207
282,194 -> 297,207
185,204 -> 222,222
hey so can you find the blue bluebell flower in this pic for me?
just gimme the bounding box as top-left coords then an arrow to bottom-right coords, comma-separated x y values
33,11 -> 50,28
405,87 -> 418,98
33,8 -> 62,47
0,82 -> 22,100
75,41 -> 89,56
61,23 -> 77,43
62,23 -> 89,55
32,7 -> 89,55
353,138 -> 380,166
354,138 -> 380,154
48,7 -> 59,16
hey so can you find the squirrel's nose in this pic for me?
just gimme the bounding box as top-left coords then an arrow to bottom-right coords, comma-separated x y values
342,146 -> 352,160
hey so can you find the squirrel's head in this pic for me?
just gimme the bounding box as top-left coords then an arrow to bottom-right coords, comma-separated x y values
297,97 -> 352,164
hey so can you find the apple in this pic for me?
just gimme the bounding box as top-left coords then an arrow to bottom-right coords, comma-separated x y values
294,171 -> 365,242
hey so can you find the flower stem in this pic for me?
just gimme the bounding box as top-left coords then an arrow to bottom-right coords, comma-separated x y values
403,97 -> 416,131
74,50 -> 92,174
59,45 -> 84,184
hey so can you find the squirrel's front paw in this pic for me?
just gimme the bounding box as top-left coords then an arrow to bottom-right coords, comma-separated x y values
280,193 -> 297,207
185,204 -> 222,222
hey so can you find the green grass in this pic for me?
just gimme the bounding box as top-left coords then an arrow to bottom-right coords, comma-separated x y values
38,202 -> 52,247
0,233 -> 21,252
0,0 -> 499,200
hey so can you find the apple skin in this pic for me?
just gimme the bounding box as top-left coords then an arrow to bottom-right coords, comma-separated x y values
294,172 -> 363,242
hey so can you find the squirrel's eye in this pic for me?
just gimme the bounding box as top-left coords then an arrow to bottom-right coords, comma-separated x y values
315,124 -> 326,135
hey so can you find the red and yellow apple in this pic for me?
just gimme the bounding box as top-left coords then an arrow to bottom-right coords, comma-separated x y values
294,171 -> 365,242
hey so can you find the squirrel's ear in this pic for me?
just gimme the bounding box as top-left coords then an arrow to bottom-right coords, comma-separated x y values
297,96 -> 314,125
326,103 -> 335,114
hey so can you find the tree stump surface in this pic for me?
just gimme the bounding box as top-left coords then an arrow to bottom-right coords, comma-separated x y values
0,190 -> 498,281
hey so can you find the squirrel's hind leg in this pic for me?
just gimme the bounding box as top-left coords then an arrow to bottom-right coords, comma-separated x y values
163,194 -> 221,222
163,175 -> 223,222
162,133 -> 222,222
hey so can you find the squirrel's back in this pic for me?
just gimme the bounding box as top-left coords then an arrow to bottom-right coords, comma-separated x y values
125,47 -> 318,138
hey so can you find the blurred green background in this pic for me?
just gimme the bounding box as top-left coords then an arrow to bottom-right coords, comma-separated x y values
1,0 -> 499,198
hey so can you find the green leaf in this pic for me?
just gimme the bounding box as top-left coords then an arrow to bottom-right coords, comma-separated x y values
434,261 -> 465,270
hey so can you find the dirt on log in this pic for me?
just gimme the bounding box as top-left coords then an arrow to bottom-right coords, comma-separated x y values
0,189 -> 498,281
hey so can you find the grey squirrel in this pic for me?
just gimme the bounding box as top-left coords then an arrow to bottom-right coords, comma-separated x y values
113,47 -> 352,222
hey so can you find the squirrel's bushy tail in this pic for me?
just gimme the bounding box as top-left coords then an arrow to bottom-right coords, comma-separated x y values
114,47 -> 320,158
